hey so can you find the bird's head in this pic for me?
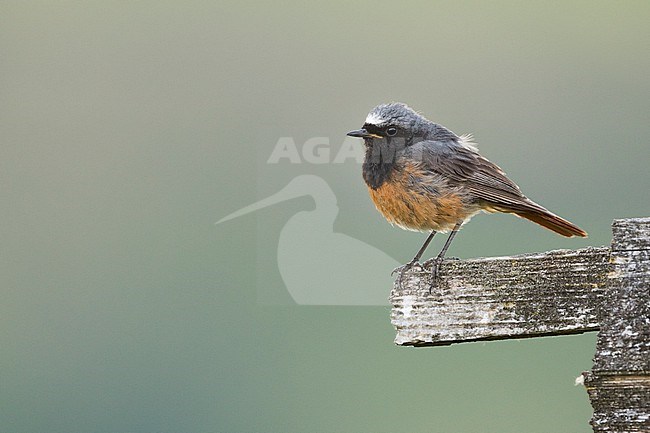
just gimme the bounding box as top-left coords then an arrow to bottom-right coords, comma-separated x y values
346,102 -> 432,150
348,102 -> 460,146
347,103 -> 460,189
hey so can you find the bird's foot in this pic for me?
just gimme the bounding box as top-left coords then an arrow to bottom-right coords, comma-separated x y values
392,259 -> 423,290
423,257 -> 445,294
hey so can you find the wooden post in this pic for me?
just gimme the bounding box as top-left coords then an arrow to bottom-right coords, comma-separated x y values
583,218 -> 650,432
390,217 -> 649,432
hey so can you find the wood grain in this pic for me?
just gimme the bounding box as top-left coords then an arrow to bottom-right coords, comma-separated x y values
390,246 -> 610,346
389,217 -> 650,432
584,217 -> 650,432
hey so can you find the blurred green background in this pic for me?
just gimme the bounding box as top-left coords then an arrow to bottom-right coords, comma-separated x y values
2,1 -> 649,432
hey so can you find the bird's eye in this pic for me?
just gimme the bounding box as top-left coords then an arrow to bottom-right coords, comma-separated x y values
386,126 -> 397,136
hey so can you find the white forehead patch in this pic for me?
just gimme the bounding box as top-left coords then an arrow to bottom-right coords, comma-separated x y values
365,111 -> 385,126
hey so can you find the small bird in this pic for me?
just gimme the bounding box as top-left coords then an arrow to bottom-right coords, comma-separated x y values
347,102 -> 587,289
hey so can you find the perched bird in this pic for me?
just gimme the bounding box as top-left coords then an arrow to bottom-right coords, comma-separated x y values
347,102 -> 587,288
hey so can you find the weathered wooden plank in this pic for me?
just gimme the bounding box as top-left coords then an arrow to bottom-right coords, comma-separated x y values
389,217 -> 649,431
390,246 -> 610,346
611,217 -> 650,253
584,217 -> 650,432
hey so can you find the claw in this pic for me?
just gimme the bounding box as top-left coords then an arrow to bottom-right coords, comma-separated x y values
424,257 -> 444,294
390,265 -> 404,277
392,259 -> 421,290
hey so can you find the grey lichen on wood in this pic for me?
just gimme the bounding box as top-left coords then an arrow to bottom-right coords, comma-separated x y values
389,217 -> 649,432
390,246 -> 610,346
583,217 -> 650,432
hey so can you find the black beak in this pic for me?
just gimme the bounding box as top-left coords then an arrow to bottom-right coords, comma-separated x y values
347,128 -> 371,138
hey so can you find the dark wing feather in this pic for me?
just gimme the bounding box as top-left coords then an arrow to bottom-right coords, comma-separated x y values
411,140 -> 531,208
408,140 -> 587,237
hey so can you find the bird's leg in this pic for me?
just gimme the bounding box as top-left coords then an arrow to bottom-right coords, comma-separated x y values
426,222 -> 462,292
392,231 -> 436,289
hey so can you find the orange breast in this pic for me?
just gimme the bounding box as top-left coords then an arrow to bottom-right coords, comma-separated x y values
368,163 -> 476,232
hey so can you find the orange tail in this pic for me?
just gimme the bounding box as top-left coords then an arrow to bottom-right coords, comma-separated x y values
514,208 -> 587,238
